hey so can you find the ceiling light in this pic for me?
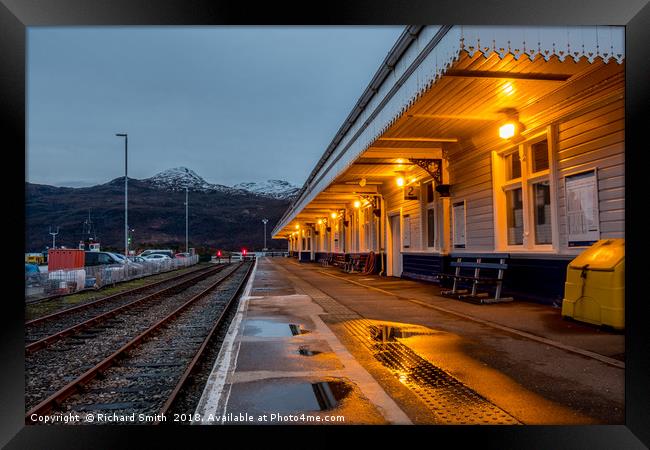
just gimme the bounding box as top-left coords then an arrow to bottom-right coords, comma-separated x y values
499,123 -> 517,139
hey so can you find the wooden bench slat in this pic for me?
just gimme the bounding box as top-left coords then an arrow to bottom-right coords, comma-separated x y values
450,262 -> 508,270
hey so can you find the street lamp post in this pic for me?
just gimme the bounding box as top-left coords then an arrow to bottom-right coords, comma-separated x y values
185,187 -> 189,253
115,133 -> 128,258
262,218 -> 268,251
49,226 -> 59,249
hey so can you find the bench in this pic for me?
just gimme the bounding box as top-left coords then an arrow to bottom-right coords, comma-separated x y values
439,253 -> 513,304
331,254 -> 347,269
345,253 -> 370,273
319,253 -> 334,267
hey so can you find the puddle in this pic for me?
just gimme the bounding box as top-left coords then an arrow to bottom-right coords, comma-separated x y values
244,320 -> 295,337
233,381 -> 352,415
244,320 -> 311,337
368,324 -> 433,342
289,324 -> 311,336
297,346 -> 322,356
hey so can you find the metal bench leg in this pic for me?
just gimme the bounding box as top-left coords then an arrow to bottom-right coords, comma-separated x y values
451,257 -> 461,294
471,258 -> 481,296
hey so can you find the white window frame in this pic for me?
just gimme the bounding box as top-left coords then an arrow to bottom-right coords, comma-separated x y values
492,127 -> 559,252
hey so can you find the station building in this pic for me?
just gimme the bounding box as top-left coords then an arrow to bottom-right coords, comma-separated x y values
272,25 -> 625,304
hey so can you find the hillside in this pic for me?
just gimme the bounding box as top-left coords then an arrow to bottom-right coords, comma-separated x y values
25,168 -> 296,253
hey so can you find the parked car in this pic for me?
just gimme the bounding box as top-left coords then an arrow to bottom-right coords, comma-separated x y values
139,249 -> 175,259
127,256 -> 147,264
175,252 -> 191,258
84,251 -> 124,267
142,253 -> 172,262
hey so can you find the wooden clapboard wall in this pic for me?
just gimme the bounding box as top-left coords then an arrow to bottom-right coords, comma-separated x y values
445,60 -> 624,254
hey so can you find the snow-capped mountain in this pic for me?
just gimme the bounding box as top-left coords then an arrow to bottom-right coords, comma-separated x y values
142,167 -> 299,199
234,179 -> 300,200
143,167 -> 234,193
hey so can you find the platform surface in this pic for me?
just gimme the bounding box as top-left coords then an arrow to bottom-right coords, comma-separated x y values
195,257 -> 624,425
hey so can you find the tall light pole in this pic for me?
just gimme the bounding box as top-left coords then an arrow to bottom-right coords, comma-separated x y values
49,226 -> 59,249
262,218 -> 268,251
115,133 -> 128,258
185,187 -> 189,253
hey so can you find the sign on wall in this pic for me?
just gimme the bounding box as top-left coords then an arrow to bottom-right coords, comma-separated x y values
404,185 -> 419,201
402,215 -> 411,248
565,170 -> 600,247
452,201 -> 466,248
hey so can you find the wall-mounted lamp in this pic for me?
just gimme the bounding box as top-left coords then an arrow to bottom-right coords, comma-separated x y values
499,122 -> 517,139
395,172 -> 405,187
330,212 -> 338,219
359,178 -> 367,187
294,224 -> 300,230
353,200 -> 361,208
498,108 -> 525,140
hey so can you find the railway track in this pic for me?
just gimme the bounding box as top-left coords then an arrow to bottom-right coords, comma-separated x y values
25,264 -> 215,325
25,264 -> 225,350
25,262 -> 249,414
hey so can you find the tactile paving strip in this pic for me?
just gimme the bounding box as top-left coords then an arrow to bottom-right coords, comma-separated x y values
277,263 -> 520,425
344,319 -> 520,425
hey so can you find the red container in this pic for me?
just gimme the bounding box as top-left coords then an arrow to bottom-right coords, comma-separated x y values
48,249 -> 85,271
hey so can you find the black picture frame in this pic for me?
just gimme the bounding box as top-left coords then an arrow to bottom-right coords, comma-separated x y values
4,0 -> 649,447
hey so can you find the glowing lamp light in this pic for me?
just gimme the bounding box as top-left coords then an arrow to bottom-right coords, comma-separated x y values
499,122 -> 517,139
396,176 -> 405,187
294,224 -> 300,230
353,200 -> 361,209
317,219 -> 323,225
359,178 -> 367,187
331,212 -> 338,219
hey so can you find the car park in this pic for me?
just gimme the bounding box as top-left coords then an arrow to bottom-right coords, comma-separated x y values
142,253 -> 172,262
139,249 -> 175,259
84,251 -> 124,267
127,256 -> 147,264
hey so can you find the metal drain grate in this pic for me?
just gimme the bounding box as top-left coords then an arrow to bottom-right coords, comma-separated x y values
343,319 -> 521,425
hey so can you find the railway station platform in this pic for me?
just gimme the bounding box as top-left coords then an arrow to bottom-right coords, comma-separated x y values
195,257 -> 624,425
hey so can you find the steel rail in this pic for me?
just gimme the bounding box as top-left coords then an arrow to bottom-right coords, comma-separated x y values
26,263 -> 217,326
25,264 -> 227,353
25,262 -> 247,421
156,260 -> 255,422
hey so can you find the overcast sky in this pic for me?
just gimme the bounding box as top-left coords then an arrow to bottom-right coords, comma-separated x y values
26,26 -> 403,188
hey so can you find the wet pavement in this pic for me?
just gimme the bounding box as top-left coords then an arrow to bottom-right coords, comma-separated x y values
194,257 -> 624,425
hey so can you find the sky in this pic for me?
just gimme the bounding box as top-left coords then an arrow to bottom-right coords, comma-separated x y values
27,26 -> 403,188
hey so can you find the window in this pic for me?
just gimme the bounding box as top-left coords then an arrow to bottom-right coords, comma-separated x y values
505,187 -> 524,245
422,180 -> 436,249
494,131 -> 555,250
427,209 -> 435,248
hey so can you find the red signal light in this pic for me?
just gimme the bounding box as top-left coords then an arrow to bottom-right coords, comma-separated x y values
217,250 -> 222,257
242,248 -> 247,256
